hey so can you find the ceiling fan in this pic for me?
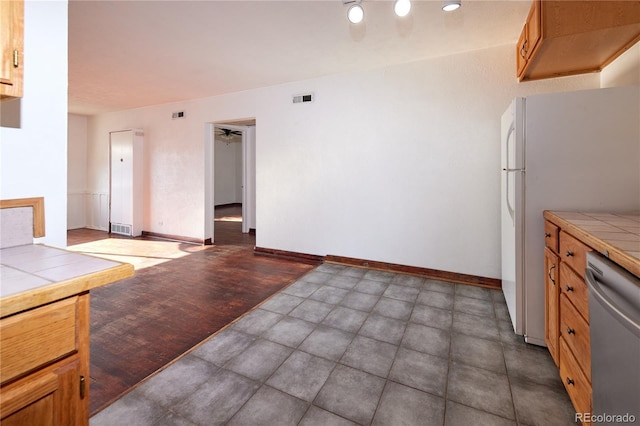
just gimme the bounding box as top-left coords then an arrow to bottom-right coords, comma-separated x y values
216,128 -> 242,142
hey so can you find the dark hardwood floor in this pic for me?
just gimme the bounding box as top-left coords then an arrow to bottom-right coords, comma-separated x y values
68,206 -> 318,415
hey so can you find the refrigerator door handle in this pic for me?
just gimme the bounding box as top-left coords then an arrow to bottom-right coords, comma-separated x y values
503,123 -> 516,223
506,173 -> 514,224
504,123 -> 514,169
502,122 -> 525,172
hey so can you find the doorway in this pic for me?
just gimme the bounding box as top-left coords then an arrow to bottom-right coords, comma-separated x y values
205,119 -> 256,245
213,124 -> 243,232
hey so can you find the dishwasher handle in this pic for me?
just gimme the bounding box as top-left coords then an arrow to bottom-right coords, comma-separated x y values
586,269 -> 640,338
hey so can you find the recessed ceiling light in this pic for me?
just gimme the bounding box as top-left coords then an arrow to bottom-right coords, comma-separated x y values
394,0 -> 411,17
442,0 -> 461,12
348,3 -> 364,24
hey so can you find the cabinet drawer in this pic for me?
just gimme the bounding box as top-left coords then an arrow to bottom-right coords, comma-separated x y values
544,221 -> 559,253
560,338 -> 592,423
559,262 -> 589,322
0,297 -> 78,385
560,294 -> 591,381
560,231 -> 591,278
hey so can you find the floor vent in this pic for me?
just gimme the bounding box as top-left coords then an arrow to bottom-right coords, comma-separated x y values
111,223 -> 132,236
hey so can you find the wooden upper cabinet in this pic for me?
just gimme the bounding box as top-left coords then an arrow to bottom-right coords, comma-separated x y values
0,0 -> 24,99
517,0 -> 640,82
517,0 -> 541,77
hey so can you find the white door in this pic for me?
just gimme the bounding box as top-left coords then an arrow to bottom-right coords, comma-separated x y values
110,130 -> 134,230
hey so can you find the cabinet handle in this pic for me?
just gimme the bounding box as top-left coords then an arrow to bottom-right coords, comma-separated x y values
548,264 -> 556,285
565,285 -> 574,292
567,327 -> 575,335
13,50 -> 19,68
80,375 -> 86,399
520,40 -> 528,58
545,232 -> 551,238
566,377 -> 575,386
565,251 -> 574,257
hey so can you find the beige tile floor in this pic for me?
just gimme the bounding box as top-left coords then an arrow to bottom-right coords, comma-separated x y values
90,263 -> 577,426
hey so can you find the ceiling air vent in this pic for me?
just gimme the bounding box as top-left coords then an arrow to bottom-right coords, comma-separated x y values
293,93 -> 314,104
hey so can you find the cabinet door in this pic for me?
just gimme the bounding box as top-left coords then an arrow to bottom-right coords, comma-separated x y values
516,0 -> 542,79
0,356 -> 86,426
516,26 -> 528,77
524,0 -> 541,58
544,247 -> 560,366
0,0 -> 24,99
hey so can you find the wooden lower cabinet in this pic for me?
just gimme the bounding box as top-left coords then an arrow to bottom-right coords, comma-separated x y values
544,218 -> 593,424
544,246 -> 560,366
1,356 -> 85,426
0,294 -> 89,425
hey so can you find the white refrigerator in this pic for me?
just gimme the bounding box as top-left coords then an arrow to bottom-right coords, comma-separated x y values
500,86 -> 640,346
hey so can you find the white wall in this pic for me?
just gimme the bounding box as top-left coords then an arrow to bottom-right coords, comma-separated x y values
68,113 -> 88,229
68,113 -> 109,231
68,114 -> 88,192
600,41 -> 640,88
85,44 -> 599,279
0,1 -> 68,248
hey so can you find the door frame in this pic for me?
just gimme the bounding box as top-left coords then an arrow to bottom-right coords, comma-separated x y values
204,122 -> 255,243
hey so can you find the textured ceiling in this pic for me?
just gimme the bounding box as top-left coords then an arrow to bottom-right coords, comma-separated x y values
68,0 -> 531,115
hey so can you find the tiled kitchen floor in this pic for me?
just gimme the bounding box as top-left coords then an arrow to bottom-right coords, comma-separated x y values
90,263 -> 577,426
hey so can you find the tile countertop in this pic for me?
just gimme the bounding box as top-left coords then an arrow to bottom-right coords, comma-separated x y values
1,244 -> 134,317
543,211 -> 640,279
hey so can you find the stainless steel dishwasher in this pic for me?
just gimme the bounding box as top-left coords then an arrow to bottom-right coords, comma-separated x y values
586,252 -> 640,425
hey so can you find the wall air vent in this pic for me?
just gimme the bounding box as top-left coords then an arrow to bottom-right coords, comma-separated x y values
111,223 -> 132,236
293,93 -> 314,104
172,111 -> 185,119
